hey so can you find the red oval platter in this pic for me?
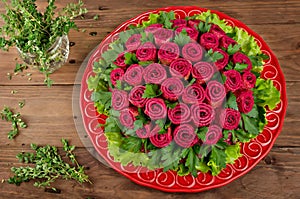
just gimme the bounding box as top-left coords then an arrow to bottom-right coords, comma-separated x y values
79,6 -> 287,192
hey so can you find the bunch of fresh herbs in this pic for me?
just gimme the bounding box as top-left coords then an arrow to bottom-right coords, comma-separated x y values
0,0 -> 88,87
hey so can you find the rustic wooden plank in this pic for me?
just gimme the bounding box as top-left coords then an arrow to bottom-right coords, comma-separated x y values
0,146 -> 299,198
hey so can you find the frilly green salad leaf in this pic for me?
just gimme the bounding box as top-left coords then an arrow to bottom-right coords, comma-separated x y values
87,10 -> 281,177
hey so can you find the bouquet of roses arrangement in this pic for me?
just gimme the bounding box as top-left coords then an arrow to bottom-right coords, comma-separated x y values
87,10 -> 280,176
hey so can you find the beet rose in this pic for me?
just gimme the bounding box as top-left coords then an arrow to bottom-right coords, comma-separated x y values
171,19 -> 187,28
220,35 -> 238,49
192,61 -> 216,84
149,125 -> 172,148
204,125 -> 222,145
143,63 -> 167,84
232,52 -> 252,71
110,68 -> 124,86
221,108 -> 241,130
112,89 -> 129,111
114,52 -> 127,68
206,80 -> 226,106
168,103 -> 191,124
123,64 -> 144,86
200,32 -> 219,50
182,84 -> 206,104
144,98 -> 167,120
153,28 -> 173,47
224,69 -> 242,92
161,77 -> 184,101
125,34 -> 141,51
187,19 -> 202,28
136,123 -> 152,139
169,58 -> 192,79
128,86 -> 148,107
119,108 -> 136,129
236,90 -> 254,113
213,49 -> 229,70
242,71 -> 256,89
191,103 -> 215,127
158,42 -> 180,65
209,24 -> 226,39
182,42 -> 203,62
175,26 -> 199,41
174,124 -> 198,148
136,42 -> 157,62
145,23 -> 163,35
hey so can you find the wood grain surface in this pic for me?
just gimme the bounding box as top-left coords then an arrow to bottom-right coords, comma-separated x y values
0,0 -> 299,198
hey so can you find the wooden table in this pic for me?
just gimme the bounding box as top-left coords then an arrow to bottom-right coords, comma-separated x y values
0,0 -> 299,198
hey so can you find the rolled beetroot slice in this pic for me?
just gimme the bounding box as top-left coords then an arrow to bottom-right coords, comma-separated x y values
206,80 -> 226,106
145,23 -> 164,34
128,85 -> 148,108
136,123 -> 152,139
175,26 -> 199,41
125,34 -> 142,52
161,77 -> 184,101
192,61 -> 216,84
153,28 -> 173,47
232,52 -> 252,71
220,108 -> 241,130
200,32 -> 219,50
168,103 -> 191,125
136,42 -> 157,62
119,108 -> 135,129
182,84 -> 206,104
169,58 -> 192,80
112,89 -> 129,111
110,68 -> 124,86
214,48 -> 229,70
149,125 -> 172,148
144,98 -> 167,120
191,103 -> 215,127
182,42 -> 203,63
209,24 -> 226,39
143,63 -> 167,84
224,69 -> 242,92
171,19 -> 187,28
203,124 -> 222,145
158,42 -> 180,65
173,124 -> 198,148
123,64 -> 144,86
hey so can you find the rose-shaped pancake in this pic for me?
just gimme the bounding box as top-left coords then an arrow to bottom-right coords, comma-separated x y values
213,48 -> 229,70
143,63 -> 167,84
242,71 -> 256,89
236,90 -> 254,113
191,103 -> 215,127
200,32 -> 219,50
182,84 -> 206,104
129,86 -> 148,107
232,52 -> 252,71
175,26 -> 199,41
158,42 -> 180,65
119,108 -> 136,129
153,28 -> 173,47
206,80 -> 226,106
192,61 -> 216,84
149,125 -> 172,148
168,103 -> 191,124
110,68 -> 124,86
203,125 -> 222,145
114,52 -> 127,68
144,98 -> 167,120
112,89 -> 129,111
182,42 -> 203,63
220,108 -> 241,130
136,123 -> 152,139
224,69 -> 242,92
174,124 -> 198,148
161,77 -> 184,101
136,42 -> 157,62
169,58 -> 192,79
125,34 -> 141,52
123,64 -> 144,86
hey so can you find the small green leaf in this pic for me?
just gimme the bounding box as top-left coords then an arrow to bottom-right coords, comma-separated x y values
142,84 -> 162,98
234,63 -> 248,72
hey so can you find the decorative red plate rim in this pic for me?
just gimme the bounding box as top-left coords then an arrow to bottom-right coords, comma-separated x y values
79,6 -> 287,193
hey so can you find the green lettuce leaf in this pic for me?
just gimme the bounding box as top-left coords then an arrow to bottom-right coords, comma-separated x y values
225,143 -> 242,164
254,78 -> 281,110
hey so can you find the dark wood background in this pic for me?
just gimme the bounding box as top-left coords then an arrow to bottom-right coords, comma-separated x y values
0,0 -> 299,198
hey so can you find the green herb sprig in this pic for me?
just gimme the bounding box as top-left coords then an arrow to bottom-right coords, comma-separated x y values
0,0 -> 88,87
0,106 -> 27,139
7,138 -> 92,188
